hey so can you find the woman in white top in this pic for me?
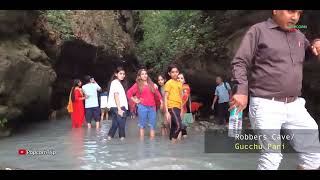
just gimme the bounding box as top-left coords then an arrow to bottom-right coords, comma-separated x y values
107,67 -> 128,141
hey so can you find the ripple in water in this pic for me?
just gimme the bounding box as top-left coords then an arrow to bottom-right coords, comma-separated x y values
0,117 -> 299,170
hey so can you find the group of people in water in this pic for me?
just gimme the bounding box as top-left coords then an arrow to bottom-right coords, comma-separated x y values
68,64 -> 201,143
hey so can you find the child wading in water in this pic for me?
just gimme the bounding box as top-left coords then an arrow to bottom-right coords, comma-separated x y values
100,86 -> 109,121
157,75 -> 170,136
164,64 -> 184,143
107,67 -> 128,141
127,69 -> 163,140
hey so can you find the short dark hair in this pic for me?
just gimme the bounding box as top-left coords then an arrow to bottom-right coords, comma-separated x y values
216,76 -> 223,80
84,75 -> 91,84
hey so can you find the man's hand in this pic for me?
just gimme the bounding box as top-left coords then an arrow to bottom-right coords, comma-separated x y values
211,104 -> 215,110
228,94 -> 248,114
311,39 -> 320,56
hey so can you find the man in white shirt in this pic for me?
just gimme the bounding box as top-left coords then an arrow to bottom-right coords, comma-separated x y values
82,75 -> 102,129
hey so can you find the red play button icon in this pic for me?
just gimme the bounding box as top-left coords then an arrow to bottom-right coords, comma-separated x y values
18,149 -> 27,155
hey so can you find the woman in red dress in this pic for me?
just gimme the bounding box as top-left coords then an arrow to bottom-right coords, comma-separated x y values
70,79 -> 85,128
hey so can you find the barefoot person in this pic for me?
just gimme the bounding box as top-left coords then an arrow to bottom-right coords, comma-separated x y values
107,67 -> 128,141
157,75 -> 170,136
82,75 -> 102,129
127,69 -> 163,140
230,10 -> 320,170
164,64 -> 184,143
70,79 -> 85,128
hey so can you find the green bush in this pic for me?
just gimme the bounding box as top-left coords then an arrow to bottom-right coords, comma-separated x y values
39,10 -> 76,41
136,10 -> 216,73
0,117 -> 8,128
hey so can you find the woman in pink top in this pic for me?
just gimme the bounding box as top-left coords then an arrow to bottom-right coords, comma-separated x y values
127,69 -> 163,139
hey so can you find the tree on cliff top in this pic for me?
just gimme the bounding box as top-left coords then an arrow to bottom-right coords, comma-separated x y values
136,10 -> 217,74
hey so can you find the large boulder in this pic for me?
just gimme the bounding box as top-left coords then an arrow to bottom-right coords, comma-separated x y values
0,11 -> 56,135
0,23 -> 56,134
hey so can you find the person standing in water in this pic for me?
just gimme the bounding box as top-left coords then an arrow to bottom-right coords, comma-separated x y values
70,79 -> 85,128
100,86 -> 109,121
211,76 -> 232,126
157,75 -> 170,136
177,73 -> 189,139
107,67 -> 129,141
127,69 -> 163,140
164,64 -> 184,143
82,76 -> 102,129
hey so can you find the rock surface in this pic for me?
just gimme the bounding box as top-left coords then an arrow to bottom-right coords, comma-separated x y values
0,11 -> 57,135
0,10 -> 139,136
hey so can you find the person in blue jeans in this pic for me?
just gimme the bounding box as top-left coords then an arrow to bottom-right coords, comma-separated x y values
107,67 -> 129,141
127,68 -> 163,140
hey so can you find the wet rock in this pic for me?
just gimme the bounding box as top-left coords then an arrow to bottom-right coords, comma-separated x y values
194,126 -> 201,132
0,11 -> 57,129
0,127 -> 11,137
0,106 -> 8,117
0,10 -> 141,135
191,119 -> 228,132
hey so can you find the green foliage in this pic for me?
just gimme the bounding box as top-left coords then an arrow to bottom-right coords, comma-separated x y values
136,10 -> 216,73
40,10 -> 76,41
0,117 -> 8,128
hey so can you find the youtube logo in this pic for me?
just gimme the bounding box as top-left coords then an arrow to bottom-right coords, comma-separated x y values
18,149 -> 27,155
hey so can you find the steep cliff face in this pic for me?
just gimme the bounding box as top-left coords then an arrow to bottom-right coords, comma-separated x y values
0,11 -> 57,133
30,10 -> 139,112
0,10 -> 139,136
174,10 -> 320,119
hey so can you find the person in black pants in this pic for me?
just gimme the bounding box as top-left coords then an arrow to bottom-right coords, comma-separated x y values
211,76 -> 232,125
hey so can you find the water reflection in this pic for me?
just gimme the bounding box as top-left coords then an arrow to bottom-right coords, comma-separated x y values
69,128 -> 84,166
0,118 -> 298,170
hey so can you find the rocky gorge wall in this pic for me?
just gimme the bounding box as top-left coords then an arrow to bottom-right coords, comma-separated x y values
0,10 -> 139,136
0,11 -> 56,135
